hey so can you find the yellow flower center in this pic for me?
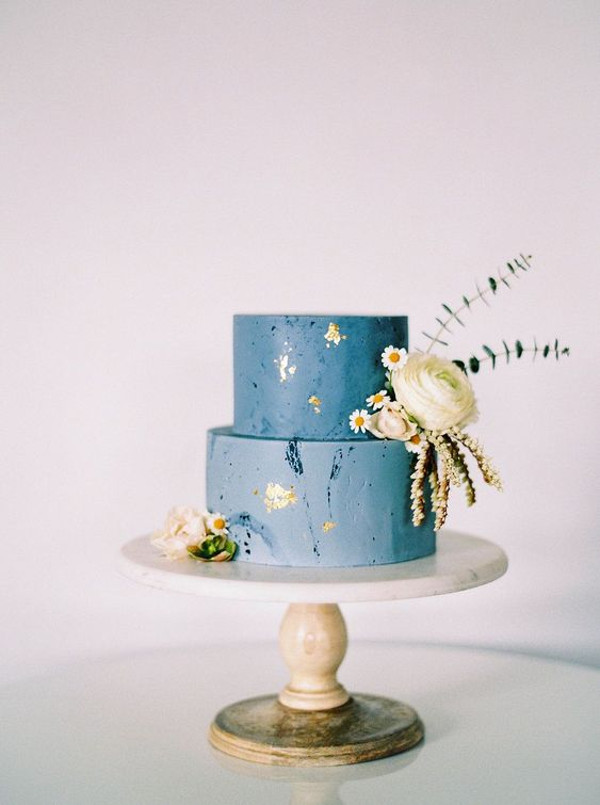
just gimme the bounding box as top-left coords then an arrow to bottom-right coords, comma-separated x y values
410,434 -> 421,445
355,416 -> 365,427
213,517 -> 225,530
373,394 -> 383,403
389,352 -> 400,363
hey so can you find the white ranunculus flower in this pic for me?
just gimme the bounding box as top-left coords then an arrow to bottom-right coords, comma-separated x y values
392,353 -> 478,432
151,505 -> 207,560
368,401 -> 417,441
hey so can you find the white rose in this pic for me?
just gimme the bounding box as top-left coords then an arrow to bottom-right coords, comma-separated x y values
391,354 -> 478,432
151,505 -> 207,560
368,401 -> 417,441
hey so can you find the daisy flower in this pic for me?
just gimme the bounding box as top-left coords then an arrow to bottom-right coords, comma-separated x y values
405,432 -> 426,453
381,345 -> 408,371
204,511 -> 229,536
349,409 -> 371,434
366,389 -> 391,410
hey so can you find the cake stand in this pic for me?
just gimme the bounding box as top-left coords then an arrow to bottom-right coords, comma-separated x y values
118,530 -> 507,767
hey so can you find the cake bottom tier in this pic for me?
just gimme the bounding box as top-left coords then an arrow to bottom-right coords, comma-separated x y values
206,427 -> 435,568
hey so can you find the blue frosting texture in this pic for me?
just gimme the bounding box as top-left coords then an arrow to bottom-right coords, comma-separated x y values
233,315 -> 408,440
207,427 -> 435,567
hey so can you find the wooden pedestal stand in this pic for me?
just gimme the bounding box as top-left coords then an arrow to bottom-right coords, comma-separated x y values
118,531 -> 507,767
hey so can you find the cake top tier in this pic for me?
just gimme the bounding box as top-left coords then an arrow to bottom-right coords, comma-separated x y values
233,314 -> 408,440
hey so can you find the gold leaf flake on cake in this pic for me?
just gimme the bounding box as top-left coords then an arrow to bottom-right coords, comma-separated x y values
322,521 -> 337,533
324,322 -> 348,348
252,488 -> 259,496
264,483 -> 298,512
308,395 -> 322,414
274,353 -> 297,382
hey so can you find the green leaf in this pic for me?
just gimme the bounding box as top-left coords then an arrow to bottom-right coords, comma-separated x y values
442,303 -> 464,326
488,277 -> 498,294
482,344 -> 496,368
515,257 -> 529,272
453,359 -> 467,374
422,331 -> 449,347
503,340 -> 511,363
515,340 -> 524,358
436,316 -> 453,334
475,281 -> 490,306
469,356 -> 480,373
462,295 -> 471,310
506,261 -> 516,275
554,338 -> 559,359
543,344 -> 550,358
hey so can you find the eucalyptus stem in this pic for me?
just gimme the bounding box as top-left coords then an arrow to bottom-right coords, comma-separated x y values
422,254 -> 532,352
454,338 -> 570,375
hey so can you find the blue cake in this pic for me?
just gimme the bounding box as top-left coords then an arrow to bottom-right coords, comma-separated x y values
207,315 -> 435,567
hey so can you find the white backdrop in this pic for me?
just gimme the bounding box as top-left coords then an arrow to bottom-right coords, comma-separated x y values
1,0 -> 599,685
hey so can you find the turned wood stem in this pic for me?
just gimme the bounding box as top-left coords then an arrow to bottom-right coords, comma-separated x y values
278,603 -> 349,711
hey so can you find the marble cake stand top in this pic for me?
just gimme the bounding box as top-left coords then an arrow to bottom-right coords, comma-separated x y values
117,530 -> 508,604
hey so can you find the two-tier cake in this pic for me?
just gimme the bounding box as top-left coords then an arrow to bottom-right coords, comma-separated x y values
206,315 -> 435,567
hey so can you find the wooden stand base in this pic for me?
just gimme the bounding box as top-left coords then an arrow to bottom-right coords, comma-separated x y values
209,693 -> 424,767
210,603 -> 423,766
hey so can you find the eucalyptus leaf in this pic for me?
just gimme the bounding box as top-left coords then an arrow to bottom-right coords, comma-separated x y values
469,356 -> 480,373
482,344 -> 496,368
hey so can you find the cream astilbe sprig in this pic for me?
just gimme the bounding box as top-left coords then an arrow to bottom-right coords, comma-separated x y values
445,437 -> 477,507
427,456 -> 450,532
449,427 -> 503,490
410,440 -> 431,527
427,432 -> 462,486
428,458 -> 439,509
433,458 -> 450,531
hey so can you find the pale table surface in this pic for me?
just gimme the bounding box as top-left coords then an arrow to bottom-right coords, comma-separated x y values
2,642 -> 599,805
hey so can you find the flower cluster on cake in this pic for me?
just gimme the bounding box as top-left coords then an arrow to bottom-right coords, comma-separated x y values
151,254 -> 568,567
349,349 -> 498,531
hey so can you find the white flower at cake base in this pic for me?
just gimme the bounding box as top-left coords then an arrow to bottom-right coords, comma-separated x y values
381,345 -> 408,371
368,401 -> 417,442
204,511 -> 228,536
152,506 -> 236,562
366,389 -> 391,410
392,353 -> 478,432
349,409 -> 371,434
151,505 -> 207,560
